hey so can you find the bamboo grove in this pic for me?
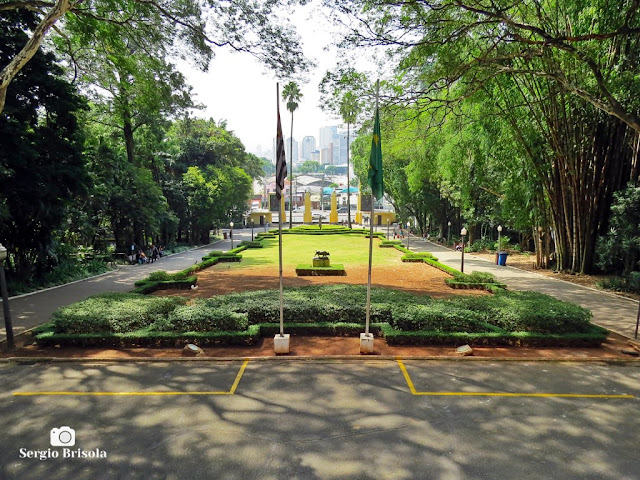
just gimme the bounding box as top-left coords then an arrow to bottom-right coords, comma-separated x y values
324,0 -> 640,274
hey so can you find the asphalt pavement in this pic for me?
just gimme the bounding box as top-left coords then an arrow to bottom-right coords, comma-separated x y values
1,360 -> 639,479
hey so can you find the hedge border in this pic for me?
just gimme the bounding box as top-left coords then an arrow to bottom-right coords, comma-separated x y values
390,248 -> 506,292
445,280 -> 507,290
381,323 -> 608,347
33,321 -> 608,348
131,276 -> 198,295
295,264 -> 347,276
132,244 -> 256,294
34,323 -> 261,347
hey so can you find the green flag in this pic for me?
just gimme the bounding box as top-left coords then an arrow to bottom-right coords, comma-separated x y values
367,107 -> 383,200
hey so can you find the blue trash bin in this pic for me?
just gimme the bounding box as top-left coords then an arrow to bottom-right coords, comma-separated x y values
497,252 -> 508,266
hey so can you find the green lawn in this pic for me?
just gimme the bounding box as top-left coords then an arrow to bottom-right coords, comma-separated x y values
227,235 -> 401,270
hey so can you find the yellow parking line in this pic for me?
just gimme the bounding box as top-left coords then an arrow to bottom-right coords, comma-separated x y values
13,359 -> 250,397
396,359 -> 634,399
228,358 -> 249,394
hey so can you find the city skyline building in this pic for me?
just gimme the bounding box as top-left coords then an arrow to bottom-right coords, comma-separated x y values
301,136 -> 316,162
271,124 -> 355,166
319,125 -> 338,150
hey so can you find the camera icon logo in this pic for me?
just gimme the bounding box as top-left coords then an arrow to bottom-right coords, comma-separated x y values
50,426 -> 75,447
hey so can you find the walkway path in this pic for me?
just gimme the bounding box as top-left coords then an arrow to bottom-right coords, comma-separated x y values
407,236 -> 640,339
0,230 -> 254,343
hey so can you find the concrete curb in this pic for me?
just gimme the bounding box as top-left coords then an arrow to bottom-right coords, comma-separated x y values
2,355 -> 637,364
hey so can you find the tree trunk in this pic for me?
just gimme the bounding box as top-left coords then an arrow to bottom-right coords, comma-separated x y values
289,112 -> 294,229
347,122 -> 352,228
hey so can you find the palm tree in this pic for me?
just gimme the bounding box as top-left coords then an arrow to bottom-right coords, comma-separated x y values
340,92 -> 360,228
282,81 -> 302,228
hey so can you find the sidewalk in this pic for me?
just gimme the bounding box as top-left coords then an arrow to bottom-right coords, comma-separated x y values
0,231 -> 254,342
407,236 -> 640,339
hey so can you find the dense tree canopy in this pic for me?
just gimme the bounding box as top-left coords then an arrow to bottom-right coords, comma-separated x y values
0,10 -> 88,282
0,0 -> 311,113
325,0 -> 640,274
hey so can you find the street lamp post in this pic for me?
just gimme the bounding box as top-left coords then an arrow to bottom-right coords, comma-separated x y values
0,243 -> 15,350
497,225 -> 503,264
406,222 -> 411,250
229,222 -> 234,250
460,227 -> 467,273
447,221 -> 451,245
387,219 -> 390,239
251,220 -> 255,242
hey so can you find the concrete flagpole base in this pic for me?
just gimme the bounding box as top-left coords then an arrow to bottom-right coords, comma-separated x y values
359,333 -> 374,354
274,333 -> 290,354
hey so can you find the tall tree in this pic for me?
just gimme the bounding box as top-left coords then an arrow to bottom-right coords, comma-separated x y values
340,92 -> 361,228
325,0 -> 640,272
0,0 -> 311,114
0,10 -> 88,282
282,81 -> 302,227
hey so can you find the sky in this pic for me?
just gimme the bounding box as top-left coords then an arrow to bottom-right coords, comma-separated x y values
177,4 -> 346,157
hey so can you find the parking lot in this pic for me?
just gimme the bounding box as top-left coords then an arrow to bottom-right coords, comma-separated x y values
2,360 -> 639,479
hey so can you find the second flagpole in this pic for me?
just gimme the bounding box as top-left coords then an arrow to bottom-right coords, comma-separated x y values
274,82 -> 290,353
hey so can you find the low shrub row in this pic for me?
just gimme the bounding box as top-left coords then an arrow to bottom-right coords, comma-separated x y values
277,226 -> 371,236
401,252 -> 438,262
381,324 -> 607,347
380,240 -> 403,247
444,271 -> 507,290
38,285 -> 606,348
33,323 -> 261,347
51,293 -> 187,334
238,240 -> 264,248
295,264 -> 347,276
133,245 -> 251,294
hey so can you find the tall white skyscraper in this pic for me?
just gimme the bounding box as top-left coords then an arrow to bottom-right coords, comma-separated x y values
301,136 -> 316,162
319,126 -> 338,150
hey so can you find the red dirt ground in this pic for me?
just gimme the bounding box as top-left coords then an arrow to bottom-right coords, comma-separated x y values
156,261 -> 488,299
7,258 -> 637,360
6,333 -> 636,360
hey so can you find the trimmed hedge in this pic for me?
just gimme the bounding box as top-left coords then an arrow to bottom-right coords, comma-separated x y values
51,293 -> 187,334
277,225 -> 372,236
39,285 -> 607,348
295,264 -> 347,276
380,240 -> 403,247
381,323 -> 608,347
258,322 -> 385,337
132,248 -> 246,294
401,252 -> 438,262
34,324 -> 261,347
238,240 -> 264,248
167,306 -> 249,332
392,303 -> 498,333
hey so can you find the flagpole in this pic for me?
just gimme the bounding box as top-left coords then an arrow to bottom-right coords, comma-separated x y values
277,83 -> 285,337
365,80 -> 380,337
365,191 -> 374,335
